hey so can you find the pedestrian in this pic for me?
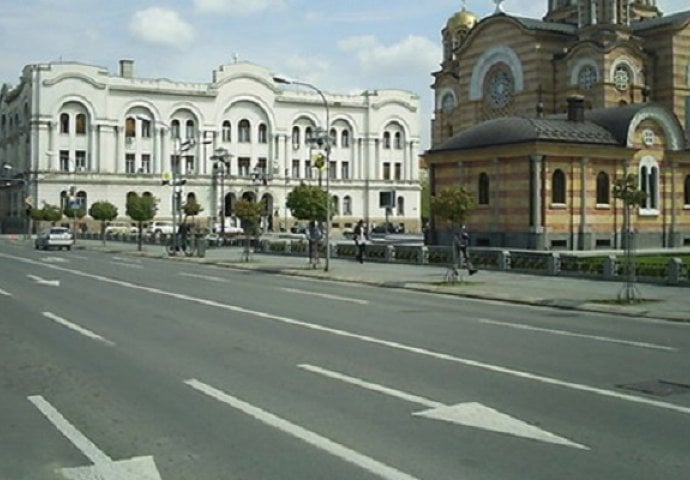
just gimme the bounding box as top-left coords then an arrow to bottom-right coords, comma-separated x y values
354,219 -> 368,264
307,220 -> 323,268
422,220 -> 430,245
454,224 -> 477,275
178,222 -> 190,251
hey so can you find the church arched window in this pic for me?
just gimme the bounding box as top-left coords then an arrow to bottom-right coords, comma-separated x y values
684,174 -> 690,206
639,156 -> 659,213
596,171 -> 610,204
552,169 -> 566,204
478,172 -> 490,205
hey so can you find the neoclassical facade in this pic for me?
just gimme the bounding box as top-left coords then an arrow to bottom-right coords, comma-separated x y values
425,0 -> 690,249
0,60 -> 421,233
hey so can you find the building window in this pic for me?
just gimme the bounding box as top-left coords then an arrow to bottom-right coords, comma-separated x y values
238,157 -> 250,177
126,154 -> 136,174
684,174 -> 690,206
60,113 -> 70,134
171,120 -> 180,139
343,196 -> 352,215
613,65 -> 631,91
75,191 -> 87,211
383,162 -> 391,180
292,126 -> 300,149
185,155 -> 194,173
478,172 -> 490,205
552,169 -> 566,204
60,151 -> 70,171
305,127 -> 313,145
341,161 -> 350,180
76,114 -> 86,135
383,132 -> 391,149
125,117 -> 136,138
394,163 -> 401,180
341,130 -> 350,148
256,157 -> 267,174
329,161 -> 336,179
222,121 -> 231,142
596,171 -> 610,204
185,120 -> 195,139
397,196 -> 405,215
258,124 -> 268,144
639,157 -> 659,212
75,151 -> 86,170
577,65 -> 597,91
332,195 -> 340,215
394,132 -> 403,149
305,160 -> 312,179
141,154 -> 151,173
140,119 -> 151,138
292,159 -> 300,178
330,128 -> 337,148
171,155 -> 181,175
238,119 -> 251,143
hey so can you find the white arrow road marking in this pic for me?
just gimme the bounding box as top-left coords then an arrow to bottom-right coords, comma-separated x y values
281,287 -> 369,305
0,287 -> 11,296
5,253 -> 690,418
478,318 -> 676,352
185,379 -> 420,480
27,274 -> 60,287
299,364 -> 588,450
109,261 -> 144,269
42,312 -> 115,346
179,272 -> 227,283
41,257 -> 69,263
28,395 -> 162,480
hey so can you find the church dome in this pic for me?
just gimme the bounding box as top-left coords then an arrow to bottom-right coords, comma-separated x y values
448,8 -> 478,31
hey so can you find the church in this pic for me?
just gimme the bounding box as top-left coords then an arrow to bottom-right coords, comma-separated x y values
424,0 -> 690,250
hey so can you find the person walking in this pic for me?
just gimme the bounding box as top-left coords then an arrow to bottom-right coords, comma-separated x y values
454,224 -> 477,275
307,220 -> 323,268
354,219 -> 368,264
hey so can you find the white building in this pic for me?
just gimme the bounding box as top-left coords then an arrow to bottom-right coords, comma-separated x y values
0,59 -> 421,234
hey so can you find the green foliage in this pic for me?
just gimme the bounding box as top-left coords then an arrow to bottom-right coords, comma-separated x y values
41,204 -> 63,223
234,199 -> 263,235
613,173 -> 647,208
286,183 -> 328,222
89,201 -> 118,223
430,186 -> 475,226
183,199 -> 203,219
126,194 -> 157,223
63,205 -> 86,220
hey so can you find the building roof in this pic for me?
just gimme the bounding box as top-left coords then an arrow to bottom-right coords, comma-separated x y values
632,10 -> 690,32
510,16 -> 577,35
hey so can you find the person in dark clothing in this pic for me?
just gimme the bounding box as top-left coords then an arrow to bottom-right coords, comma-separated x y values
454,224 -> 477,275
353,219 -> 368,264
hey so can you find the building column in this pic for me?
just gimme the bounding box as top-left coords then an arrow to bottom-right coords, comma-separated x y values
491,157 -> 500,235
88,125 -> 97,171
578,156 -> 592,250
669,160 -> 681,247
529,154 -> 545,249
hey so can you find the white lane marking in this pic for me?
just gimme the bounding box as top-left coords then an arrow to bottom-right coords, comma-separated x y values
479,318 -> 676,352
185,379 -> 420,480
27,274 -> 60,287
28,395 -> 162,480
5,253 -> 690,417
29,395 -> 111,464
180,272 -> 227,283
0,287 -> 11,296
112,256 -> 139,262
70,254 -> 89,260
299,364 -> 587,449
299,364 -> 442,408
109,261 -> 144,269
281,287 -> 369,305
41,257 -> 69,263
42,312 -> 115,346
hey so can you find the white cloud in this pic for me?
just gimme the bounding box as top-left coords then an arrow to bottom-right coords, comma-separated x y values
194,0 -> 287,16
129,7 -> 195,48
338,34 -> 441,82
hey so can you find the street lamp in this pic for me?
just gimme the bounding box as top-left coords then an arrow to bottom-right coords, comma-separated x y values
251,163 -> 271,234
273,75 -> 332,271
1,162 -> 30,238
165,138 -> 194,254
210,147 -> 233,239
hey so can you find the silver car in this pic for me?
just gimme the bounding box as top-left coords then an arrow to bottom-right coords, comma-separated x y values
35,227 -> 74,251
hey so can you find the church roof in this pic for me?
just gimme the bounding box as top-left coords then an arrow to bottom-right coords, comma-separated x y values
428,103 -> 670,153
632,10 -> 690,31
510,16 -> 577,35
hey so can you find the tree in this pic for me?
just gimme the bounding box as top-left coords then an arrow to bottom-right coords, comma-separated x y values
182,198 -> 203,223
41,204 -> 63,225
234,199 -> 264,262
126,194 -> 157,251
419,168 -> 431,223
430,186 -> 475,270
89,201 -> 118,246
612,172 -> 647,303
64,203 -> 86,236
286,183 -> 329,223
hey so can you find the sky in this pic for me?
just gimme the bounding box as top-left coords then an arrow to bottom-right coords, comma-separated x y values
1,0 -> 687,149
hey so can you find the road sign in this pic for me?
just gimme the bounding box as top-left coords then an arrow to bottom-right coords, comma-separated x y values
25,195 -> 34,207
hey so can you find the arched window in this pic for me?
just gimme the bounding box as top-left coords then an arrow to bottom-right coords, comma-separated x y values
125,117 -> 135,137
552,169 -> 566,204
292,126 -> 300,149
305,126 -> 313,144
76,191 -> 87,210
639,157 -> 659,212
397,196 -> 405,215
596,171 -> 610,204
341,130 -> 350,148
383,131 -> 391,149
394,132 -> 403,149
684,174 -> 690,206
478,172 -> 490,205
171,120 -> 180,139
238,119 -> 251,143
76,114 -> 86,135
332,195 -> 340,215
258,123 -> 268,144
185,120 -> 195,139
222,121 -> 231,142
343,196 -> 352,215
140,118 -> 151,138
330,128 -> 337,148
60,113 -> 70,134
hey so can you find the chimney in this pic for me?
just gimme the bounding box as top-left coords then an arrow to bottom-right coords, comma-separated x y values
119,59 -> 134,79
566,94 -> 585,122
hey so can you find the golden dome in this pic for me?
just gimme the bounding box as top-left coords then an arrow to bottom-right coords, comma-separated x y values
448,8 -> 478,31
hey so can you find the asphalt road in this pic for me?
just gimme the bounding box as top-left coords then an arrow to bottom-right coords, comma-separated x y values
2,240 -> 690,480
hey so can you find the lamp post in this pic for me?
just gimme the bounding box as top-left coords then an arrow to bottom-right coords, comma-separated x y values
2,163 -> 31,238
210,147 -> 233,240
273,75 -> 331,271
252,164 -> 271,234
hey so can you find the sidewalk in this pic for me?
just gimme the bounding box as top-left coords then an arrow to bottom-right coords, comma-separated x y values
12,237 -> 690,323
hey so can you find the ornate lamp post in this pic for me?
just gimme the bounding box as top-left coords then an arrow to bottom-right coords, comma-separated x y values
273,75 -> 332,271
210,147 -> 233,240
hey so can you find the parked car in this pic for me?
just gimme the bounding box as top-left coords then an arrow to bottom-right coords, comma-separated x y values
35,227 -> 74,250
212,217 -> 244,235
290,223 -> 308,235
147,221 -> 175,237
371,222 -> 404,234
104,222 -> 137,235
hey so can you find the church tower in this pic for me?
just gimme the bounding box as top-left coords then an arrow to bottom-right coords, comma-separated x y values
544,0 -> 661,26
